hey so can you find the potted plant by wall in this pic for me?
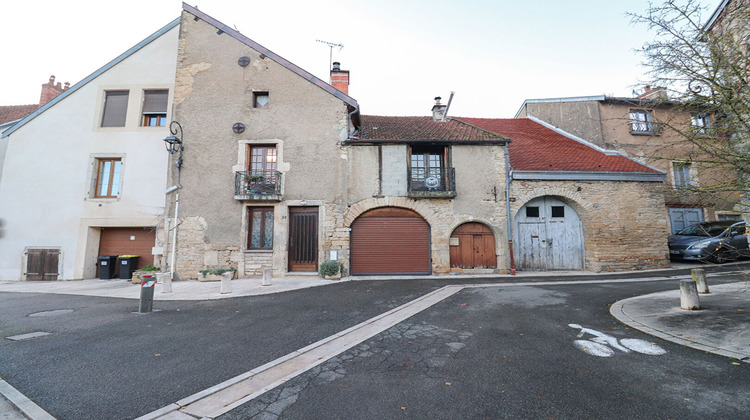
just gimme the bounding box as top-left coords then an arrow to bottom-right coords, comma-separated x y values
131,264 -> 160,284
198,268 -> 236,282
319,260 -> 344,280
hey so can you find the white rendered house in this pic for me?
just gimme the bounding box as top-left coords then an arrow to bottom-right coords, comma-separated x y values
0,19 -> 179,280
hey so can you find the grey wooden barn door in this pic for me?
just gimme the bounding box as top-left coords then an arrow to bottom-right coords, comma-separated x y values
515,197 -> 584,270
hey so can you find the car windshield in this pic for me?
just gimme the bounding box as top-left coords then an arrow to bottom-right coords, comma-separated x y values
676,223 -> 732,237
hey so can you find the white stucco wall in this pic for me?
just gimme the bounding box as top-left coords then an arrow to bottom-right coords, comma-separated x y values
0,25 -> 179,280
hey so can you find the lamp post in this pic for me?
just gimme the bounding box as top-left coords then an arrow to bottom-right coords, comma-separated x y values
163,121 -> 183,289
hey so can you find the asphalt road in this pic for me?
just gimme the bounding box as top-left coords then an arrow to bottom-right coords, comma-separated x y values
1,276 -> 749,419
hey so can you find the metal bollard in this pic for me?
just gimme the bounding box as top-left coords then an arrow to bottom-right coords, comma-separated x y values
262,267 -> 272,286
139,276 -> 156,313
220,272 -> 232,294
692,268 -> 709,294
680,279 -> 701,310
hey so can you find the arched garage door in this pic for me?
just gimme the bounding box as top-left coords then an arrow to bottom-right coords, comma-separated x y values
351,207 -> 431,275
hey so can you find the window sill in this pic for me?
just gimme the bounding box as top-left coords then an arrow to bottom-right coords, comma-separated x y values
629,131 -> 660,136
244,249 -> 273,253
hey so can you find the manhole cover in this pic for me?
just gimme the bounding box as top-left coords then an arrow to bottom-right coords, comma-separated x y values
29,309 -> 74,317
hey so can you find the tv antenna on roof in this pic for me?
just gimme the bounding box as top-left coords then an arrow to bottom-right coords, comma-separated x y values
316,39 -> 344,72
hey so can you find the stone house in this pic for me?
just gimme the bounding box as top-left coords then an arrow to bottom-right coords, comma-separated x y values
166,4 -> 671,278
515,92 -> 742,233
0,19 -> 179,280
459,117 -> 669,272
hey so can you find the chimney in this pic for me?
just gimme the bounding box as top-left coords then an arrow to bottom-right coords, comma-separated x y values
637,85 -> 668,100
39,75 -> 68,106
432,96 -> 447,121
330,62 -> 350,95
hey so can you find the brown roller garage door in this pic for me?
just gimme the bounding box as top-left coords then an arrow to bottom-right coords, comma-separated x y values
98,227 -> 156,276
351,207 -> 430,275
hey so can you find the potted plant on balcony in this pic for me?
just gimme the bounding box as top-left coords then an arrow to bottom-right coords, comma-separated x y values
198,268 -> 236,282
319,260 -> 344,280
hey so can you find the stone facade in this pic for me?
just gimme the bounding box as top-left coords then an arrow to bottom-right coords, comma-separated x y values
510,180 -> 669,272
164,5 -> 670,279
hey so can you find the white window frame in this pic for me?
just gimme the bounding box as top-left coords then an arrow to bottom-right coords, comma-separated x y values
629,109 -> 655,134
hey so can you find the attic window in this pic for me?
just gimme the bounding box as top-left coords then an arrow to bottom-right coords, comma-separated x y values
253,92 -> 269,108
142,90 -> 168,127
101,91 -> 129,127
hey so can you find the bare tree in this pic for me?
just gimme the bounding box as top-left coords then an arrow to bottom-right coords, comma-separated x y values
629,0 -> 750,211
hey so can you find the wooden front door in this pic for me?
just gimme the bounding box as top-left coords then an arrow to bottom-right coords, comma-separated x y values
515,196 -> 584,271
26,249 -> 60,281
450,223 -> 496,269
288,207 -> 318,272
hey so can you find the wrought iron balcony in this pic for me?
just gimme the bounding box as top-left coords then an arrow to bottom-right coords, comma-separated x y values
235,170 -> 282,201
407,167 -> 456,198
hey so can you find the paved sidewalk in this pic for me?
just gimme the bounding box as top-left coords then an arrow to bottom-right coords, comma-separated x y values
0,261 -> 723,301
611,280 -> 750,362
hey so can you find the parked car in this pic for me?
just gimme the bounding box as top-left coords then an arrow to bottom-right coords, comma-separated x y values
668,221 -> 749,263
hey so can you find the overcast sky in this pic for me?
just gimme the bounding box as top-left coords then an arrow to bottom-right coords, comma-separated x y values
1,0 -> 721,118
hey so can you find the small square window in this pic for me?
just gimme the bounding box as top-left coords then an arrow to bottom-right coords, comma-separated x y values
253,92 -> 269,108
551,206 -> 565,218
101,91 -> 129,127
94,158 -> 122,198
142,90 -> 168,127
526,206 -> 540,218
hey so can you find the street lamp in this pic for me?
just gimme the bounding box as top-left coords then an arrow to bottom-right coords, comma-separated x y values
164,121 -> 183,154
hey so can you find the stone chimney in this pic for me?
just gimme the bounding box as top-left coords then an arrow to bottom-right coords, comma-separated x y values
330,62 -> 350,95
39,75 -> 69,106
637,85 -> 668,100
432,97 -> 447,121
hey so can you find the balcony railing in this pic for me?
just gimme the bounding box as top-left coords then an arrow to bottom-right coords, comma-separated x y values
407,167 -> 456,198
235,170 -> 282,201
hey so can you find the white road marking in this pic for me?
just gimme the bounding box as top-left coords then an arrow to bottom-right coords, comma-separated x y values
5,332 -> 50,341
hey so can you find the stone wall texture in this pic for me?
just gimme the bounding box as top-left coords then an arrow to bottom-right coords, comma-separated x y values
510,180 -> 670,272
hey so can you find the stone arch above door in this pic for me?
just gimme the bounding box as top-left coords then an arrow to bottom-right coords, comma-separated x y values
449,222 -> 497,269
343,197 -> 435,227
350,206 -> 431,275
514,196 -> 584,271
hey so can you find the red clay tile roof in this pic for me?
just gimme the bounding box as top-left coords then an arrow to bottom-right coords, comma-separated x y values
358,115 -> 508,142
0,104 -> 38,125
457,117 -> 661,173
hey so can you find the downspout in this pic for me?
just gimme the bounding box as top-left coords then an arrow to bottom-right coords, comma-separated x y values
504,143 -> 516,275
169,193 -> 180,281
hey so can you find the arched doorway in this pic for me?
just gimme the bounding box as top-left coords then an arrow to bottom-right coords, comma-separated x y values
350,207 -> 431,275
514,196 -> 584,270
450,223 -> 496,269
